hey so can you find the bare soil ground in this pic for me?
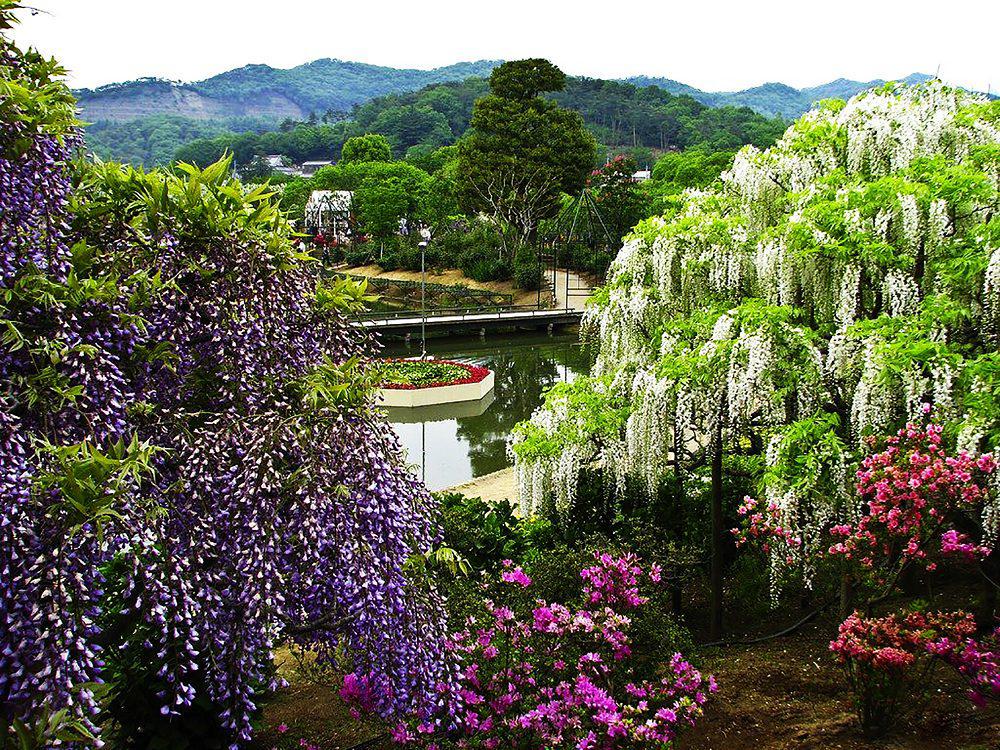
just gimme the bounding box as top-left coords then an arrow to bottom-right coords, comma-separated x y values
344,265 -> 546,308
676,622 -> 999,750
252,622 -> 999,750
251,648 -> 390,750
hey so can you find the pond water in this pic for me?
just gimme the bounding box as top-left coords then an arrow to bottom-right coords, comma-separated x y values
383,332 -> 592,491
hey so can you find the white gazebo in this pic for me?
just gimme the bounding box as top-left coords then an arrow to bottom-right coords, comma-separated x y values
304,190 -> 353,241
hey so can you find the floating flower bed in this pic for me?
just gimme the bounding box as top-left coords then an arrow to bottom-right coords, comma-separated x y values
378,359 -> 491,390
376,359 -> 495,408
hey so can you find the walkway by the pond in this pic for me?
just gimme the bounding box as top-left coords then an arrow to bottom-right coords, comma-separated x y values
547,268 -> 593,312
445,467 -> 519,511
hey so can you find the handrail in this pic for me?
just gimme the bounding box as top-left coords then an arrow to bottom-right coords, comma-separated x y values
358,302 -> 557,322
355,307 -> 583,327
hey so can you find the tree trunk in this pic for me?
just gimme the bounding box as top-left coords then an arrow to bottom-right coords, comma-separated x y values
839,571 -> 854,621
709,431 -> 724,641
976,552 -> 999,631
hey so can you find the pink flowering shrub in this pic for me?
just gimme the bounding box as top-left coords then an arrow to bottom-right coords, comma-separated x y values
734,415 -> 996,588
929,624 -> 1000,707
830,610 -> 997,735
732,496 -> 802,562
829,415 -> 996,575
345,554 -> 716,748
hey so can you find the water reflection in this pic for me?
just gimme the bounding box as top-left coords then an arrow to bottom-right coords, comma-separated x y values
383,333 -> 592,490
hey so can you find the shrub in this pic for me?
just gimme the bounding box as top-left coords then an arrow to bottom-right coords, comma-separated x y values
513,256 -> 543,290
437,493 -> 553,572
830,609 -> 985,736
344,245 -> 374,266
463,256 -> 511,283
347,553 -> 715,748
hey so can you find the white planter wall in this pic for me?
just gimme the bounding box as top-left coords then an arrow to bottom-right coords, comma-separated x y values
377,370 -> 495,408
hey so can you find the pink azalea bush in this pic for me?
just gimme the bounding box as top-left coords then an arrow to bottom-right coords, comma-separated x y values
344,554 -> 716,748
734,414 -> 999,735
732,495 -> 802,563
928,624 -> 1000,708
829,414 -> 996,574
830,610 -> 997,734
734,413 -> 997,580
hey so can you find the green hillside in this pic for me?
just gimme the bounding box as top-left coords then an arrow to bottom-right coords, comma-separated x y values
623,73 -> 937,118
74,59 -> 502,123
79,59 -> 960,166
164,76 -> 786,170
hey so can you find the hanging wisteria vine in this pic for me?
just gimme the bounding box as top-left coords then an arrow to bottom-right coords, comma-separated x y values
1,7 -> 451,747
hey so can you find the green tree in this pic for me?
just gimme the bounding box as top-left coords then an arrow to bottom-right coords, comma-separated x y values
355,176 -> 415,237
415,87 -> 466,133
458,59 -> 596,253
417,171 -> 461,230
340,133 -> 392,163
488,58 -> 566,100
370,105 -> 453,154
277,176 -> 314,220
586,155 -> 650,246
405,143 -> 457,175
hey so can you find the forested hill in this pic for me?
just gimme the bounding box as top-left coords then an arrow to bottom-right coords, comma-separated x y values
75,59 -> 502,122
347,76 -> 788,155
624,72 -> 937,119
170,76 -> 787,169
81,61 -> 962,166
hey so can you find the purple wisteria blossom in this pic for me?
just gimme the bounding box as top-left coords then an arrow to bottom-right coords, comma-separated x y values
1,15 -> 452,748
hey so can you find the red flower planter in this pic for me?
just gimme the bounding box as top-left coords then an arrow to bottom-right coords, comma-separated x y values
379,359 -> 491,390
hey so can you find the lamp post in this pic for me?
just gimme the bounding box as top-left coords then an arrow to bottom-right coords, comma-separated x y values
419,231 -> 430,360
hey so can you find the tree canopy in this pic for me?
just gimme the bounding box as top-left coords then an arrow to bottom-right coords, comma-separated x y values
340,132 -> 393,163
457,59 -> 597,248
488,58 -> 566,100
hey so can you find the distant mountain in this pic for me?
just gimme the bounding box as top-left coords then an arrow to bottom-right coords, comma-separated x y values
624,73 -> 938,119
75,59 -> 502,123
77,57 -> 992,167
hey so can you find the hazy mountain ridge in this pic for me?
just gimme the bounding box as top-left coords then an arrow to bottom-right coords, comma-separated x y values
623,73 -> 938,118
75,59 -> 503,122
78,57 -> 963,126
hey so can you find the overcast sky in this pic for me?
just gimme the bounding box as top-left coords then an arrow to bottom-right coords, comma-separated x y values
11,0 -> 999,94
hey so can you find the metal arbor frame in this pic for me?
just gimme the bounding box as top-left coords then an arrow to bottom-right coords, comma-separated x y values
545,187 -> 613,309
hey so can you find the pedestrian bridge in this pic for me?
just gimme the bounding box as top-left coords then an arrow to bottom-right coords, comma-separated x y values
353,306 -> 583,335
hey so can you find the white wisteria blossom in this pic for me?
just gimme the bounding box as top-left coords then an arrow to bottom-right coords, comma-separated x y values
512,82 -> 1000,586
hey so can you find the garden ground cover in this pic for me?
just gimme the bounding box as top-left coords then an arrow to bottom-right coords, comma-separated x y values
378,359 -> 488,389
251,621 -> 1000,750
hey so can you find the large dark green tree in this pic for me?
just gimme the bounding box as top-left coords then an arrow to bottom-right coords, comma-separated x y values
457,59 -> 596,253
340,132 -> 393,163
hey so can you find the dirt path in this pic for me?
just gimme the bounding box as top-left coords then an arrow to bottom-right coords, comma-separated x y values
676,621 -> 1000,750
344,265 -> 545,307
547,267 -> 594,311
